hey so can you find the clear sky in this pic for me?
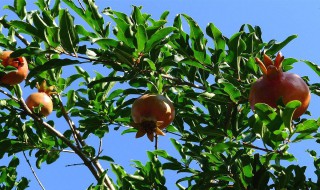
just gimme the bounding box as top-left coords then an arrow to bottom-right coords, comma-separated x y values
1,0 -> 320,189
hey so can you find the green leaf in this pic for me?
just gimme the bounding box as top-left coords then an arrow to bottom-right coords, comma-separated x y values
111,163 -> 127,185
212,142 -> 240,152
282,100 -> 301,128
293,133 -> 314,142
46,151 -> 60,164
109,16 -> 135,48
82,0 -> 104,33
221,82 -> 241,103
266,35 -> 298,55
76,25 -> 98,39
295,119 -> 318,133
254,103 -> 276,118
243,163 -> 253,178
88,76 -> 127,88
32,12 -> 48,32
182,14 -> 205,50
10,21 -> 42,40
8,156 -> 19,168
179,59 -> 208,70
45,26 -> 60,47
92,38 -> 120,49
160,11 -> 169,20
98,155 -> 114,162
3,0 -> 26,20
145,27 -> 176,52
14,0 -> 27,19
228,32 -> 246,56
51,0 -> 61,18
62,0 -> 104,36
14,84 -> 22,99
135,25 -> 147,52
282,58 -> 298,72
170,138 -> 186,160
206,23 -> 225,50
144,58 -> 156,71
132,6 -> 145,25
75,65 -> 90,83
59,9 -> 79,54
302,60 -> 320,76
66,90 -> 76,110
121,128 -> 137,135
28,59 -> 80,79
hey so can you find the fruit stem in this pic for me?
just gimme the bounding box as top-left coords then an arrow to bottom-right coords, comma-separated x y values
155,134 -> 158,151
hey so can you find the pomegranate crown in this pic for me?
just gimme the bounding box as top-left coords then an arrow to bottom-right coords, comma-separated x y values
255,52 -> 284,77
36,80 -> 55,95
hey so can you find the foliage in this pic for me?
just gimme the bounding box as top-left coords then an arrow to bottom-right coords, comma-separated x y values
0,0 -> 319,189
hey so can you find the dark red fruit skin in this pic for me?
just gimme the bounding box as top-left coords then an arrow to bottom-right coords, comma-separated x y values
249,53 -> 310,119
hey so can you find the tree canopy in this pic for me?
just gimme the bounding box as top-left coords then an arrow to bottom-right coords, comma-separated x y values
0,0 -> 320,189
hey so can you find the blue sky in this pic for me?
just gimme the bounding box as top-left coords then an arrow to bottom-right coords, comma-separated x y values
1,0 -> 320,189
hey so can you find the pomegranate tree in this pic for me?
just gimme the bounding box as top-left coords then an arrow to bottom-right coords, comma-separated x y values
249,52 -> 311,119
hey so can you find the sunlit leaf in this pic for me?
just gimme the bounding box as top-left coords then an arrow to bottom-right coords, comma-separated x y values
59,9 -> 79,54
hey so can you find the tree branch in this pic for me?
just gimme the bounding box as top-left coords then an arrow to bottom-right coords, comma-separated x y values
0,18 -> 30,46
161,74 -> 206,90
21,99 -> 115,189
242,142 -> 282,154
23,151 -> 45,190
57,94 -> 86,148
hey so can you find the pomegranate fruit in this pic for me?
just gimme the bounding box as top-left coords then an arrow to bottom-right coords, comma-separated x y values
131,94 -> 175,142
249,52 -> 310,119
0,51 -> 28,85
26,81 -> 54,117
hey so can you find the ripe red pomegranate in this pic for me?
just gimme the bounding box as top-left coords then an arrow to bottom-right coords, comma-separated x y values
26,81 -> 54,117
131,94 -> 175,141
0,51 -> 28,85
249,52 -> 310,119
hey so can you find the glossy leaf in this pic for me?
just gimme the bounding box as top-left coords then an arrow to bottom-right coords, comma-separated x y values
59,9 -> 79,54
265,35 -> 298,55
28,59 -> 80,79
62,0 -> 104,36
145,27 -> 176,52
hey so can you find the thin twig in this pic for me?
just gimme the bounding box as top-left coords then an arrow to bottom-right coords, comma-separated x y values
66,162 -> 85,167
53,149 -> 75,153
164,131 -> 182,137
19,96 -> 115,190
0,19 -> 30,46
155,134 -> 158,151
98,138 -> 103,157
77,0 -> 86,12
242,142 -> 280,153
23,151 -> 46,190
63,51 -> 122,68
0,88 -> 18,101
57,94 -> 84,148
161,74 -> 206,90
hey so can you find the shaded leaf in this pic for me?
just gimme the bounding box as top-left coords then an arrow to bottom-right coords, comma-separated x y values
28,59 -> 80,79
